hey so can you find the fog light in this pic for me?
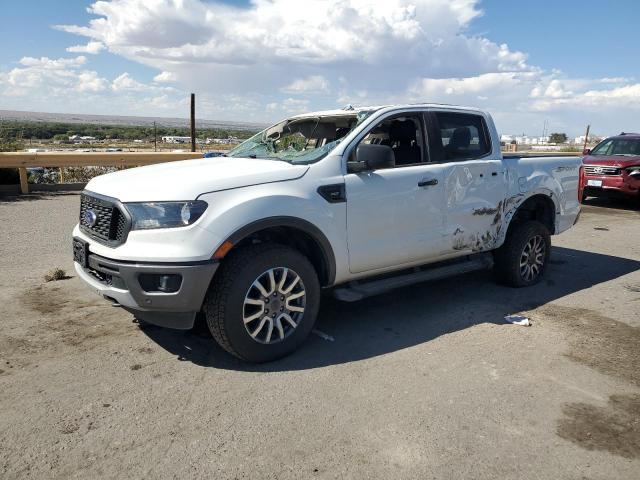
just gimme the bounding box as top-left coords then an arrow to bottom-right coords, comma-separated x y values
139,273 -> 182,293
158,274 -> 180,292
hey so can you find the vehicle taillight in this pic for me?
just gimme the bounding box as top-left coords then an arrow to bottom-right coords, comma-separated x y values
578,165 -> 585,202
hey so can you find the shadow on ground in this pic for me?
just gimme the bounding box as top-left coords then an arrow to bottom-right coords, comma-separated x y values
141,246 -> 640,372
582,196 -> 639,213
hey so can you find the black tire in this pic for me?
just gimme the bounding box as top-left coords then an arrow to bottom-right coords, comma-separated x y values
494,220 -> 551,287
203,244 -> 320,362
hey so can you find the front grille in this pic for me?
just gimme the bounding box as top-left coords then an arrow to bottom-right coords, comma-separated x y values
584,165 -> 621,176
79,193 -> 130,246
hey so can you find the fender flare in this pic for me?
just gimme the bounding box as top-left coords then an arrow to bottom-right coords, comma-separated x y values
224,216 -> 337,286
497,191 -> 558,246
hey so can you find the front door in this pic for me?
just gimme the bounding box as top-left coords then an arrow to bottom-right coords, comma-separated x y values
345,113 -> 449,274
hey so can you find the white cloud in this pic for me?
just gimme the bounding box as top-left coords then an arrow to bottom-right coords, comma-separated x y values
111,72 -> 179,95
281,76 -> 329,94
111,72 -> 147,92
56,0 -> 530,96
532,82 -> 640,111
77,71 -> 108,92
153,71 -> 177,83
0,56 -> 185,116
543,79 -> 573,99
18,56 -> 87,69
0,0 -> 634,134
598,77 -> 632,84
584,83 -> 640,100
412,72 -> 534,97
282,97 -> 310,112
265,98 -> 310,114
0,56 -> 107,97
67,41 -> 106,54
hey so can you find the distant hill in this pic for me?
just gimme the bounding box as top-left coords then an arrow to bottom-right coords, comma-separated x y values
0,109 -> 267,131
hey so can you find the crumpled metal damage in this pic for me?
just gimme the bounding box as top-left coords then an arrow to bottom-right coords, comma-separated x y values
452,193 -> 527,252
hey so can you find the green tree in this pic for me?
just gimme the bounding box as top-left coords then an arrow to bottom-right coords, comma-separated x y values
549,133 -> 568,144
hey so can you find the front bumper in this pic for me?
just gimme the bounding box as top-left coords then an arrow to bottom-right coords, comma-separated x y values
583,174 -> 639,198
74,249 -> 218,329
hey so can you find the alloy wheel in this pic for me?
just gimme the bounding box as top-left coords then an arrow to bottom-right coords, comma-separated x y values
519,234 -> 546,282
242,267 -> 306,344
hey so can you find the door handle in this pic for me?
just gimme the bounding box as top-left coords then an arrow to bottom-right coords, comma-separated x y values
418,178 -> 438,187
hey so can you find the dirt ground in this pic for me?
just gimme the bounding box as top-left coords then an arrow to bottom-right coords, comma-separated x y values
0,193 -> 639,479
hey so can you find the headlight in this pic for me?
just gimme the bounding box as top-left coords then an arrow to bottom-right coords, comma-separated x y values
125,201 -> 208,230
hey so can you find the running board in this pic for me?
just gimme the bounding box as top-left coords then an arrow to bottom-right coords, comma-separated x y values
333,253 -> 494,302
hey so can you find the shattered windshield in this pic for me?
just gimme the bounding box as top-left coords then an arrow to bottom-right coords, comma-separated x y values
226,110 -> 375,164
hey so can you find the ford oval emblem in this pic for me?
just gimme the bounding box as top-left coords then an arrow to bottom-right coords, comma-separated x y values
83,209 -> 98,227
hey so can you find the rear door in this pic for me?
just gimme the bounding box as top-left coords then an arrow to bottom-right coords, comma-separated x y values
427,110 -> 507,253
344,111 -> 450,274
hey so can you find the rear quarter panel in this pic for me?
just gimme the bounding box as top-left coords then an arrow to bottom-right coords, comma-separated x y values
499,155 -> 582,244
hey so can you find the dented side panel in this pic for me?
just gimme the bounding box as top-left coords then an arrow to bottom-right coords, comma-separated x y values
445,155 -> 581,254
445,159 -> 508,253
498,156 -> 582,245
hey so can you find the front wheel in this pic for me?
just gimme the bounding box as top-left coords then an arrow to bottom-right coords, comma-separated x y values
203,244 -> 320,362
494,221 -> 551,287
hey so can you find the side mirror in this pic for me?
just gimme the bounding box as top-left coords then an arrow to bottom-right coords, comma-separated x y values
348,144 -> 395,172
583,148 -> 591,155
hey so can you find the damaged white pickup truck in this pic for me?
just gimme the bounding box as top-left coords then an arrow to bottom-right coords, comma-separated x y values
73,104 -> 582,362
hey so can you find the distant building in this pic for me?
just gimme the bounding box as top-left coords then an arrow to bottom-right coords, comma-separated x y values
69,135 -> 97,144
501,134 -> 551,146
161,136 -> 192,144
206,136 -> 240,145
574,135 -> 602,145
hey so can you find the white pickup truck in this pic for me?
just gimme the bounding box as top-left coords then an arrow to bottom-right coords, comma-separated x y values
73,104 -> 582,362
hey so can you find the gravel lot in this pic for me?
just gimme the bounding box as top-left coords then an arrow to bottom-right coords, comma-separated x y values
0,193 -> 639,479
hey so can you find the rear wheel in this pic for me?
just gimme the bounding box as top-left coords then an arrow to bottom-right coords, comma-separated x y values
203,244 -> 320,362
494,220 -> 550,287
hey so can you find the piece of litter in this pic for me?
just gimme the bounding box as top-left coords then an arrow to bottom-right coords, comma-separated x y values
312,329 -> 335,342
594,227 -> 609,231
504,315 -> 531,326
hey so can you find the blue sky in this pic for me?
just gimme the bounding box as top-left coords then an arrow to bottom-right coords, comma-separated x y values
1,0 -> 639,136
471,0 -> 640,79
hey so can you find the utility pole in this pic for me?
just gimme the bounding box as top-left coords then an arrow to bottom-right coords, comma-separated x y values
190,93 -> 196,152
153,121 -> 157,152
582,125 -> 591,153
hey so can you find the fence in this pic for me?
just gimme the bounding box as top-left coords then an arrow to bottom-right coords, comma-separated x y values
0,151 -> 204,194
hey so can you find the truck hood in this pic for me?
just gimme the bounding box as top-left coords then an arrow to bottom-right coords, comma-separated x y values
85,157 -> 309,202
582,155 -> 640,168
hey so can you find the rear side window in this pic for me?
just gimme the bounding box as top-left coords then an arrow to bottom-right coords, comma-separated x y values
435,112 -> 491,161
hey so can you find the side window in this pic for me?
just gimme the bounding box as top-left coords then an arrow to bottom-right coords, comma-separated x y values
354,114 -> 427,168
435,112 -> 491,161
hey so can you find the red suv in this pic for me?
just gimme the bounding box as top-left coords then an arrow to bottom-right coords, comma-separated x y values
582,133 -> 640,204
